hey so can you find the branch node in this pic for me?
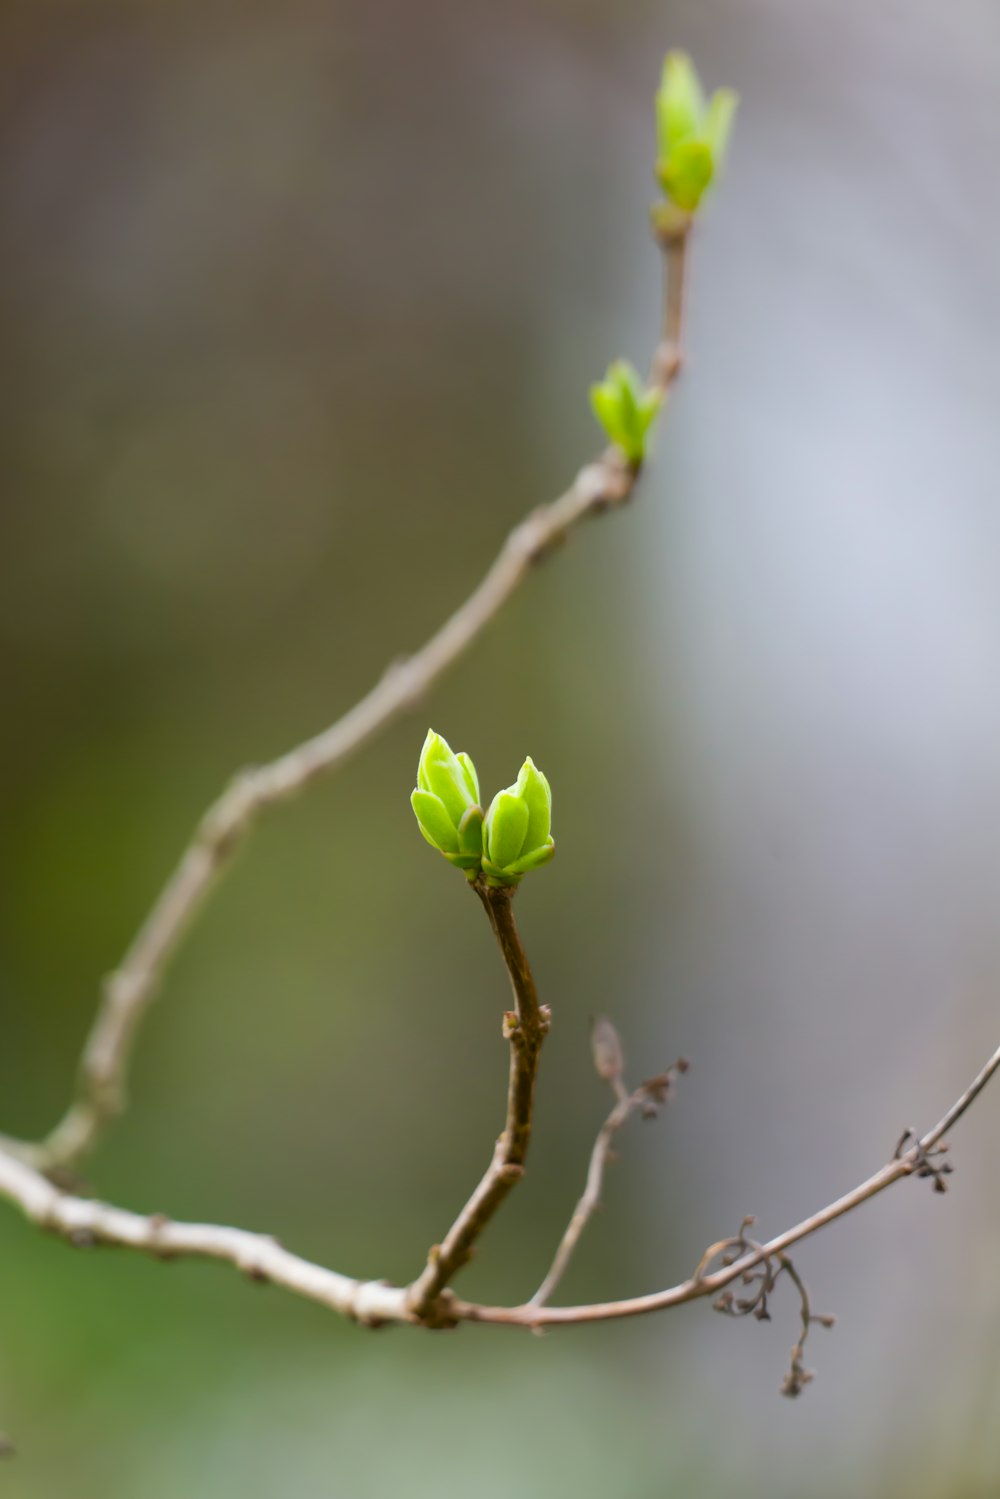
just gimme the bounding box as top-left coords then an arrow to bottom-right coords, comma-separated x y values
894,1129 -> 954,1193
698,1221 -> 834,1397
406,1289 -> 461,1331
147,1212 -> 178,1260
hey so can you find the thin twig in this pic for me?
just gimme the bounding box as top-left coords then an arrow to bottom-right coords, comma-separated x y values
920,1042 -> 1000,1148
405,880 -> 549,1318
530,1088 -> 638,1308
775,1251 -> 835,1398
11,227 -> 692,1177
530,1061 -> 686,1307
649,217 -> 691,389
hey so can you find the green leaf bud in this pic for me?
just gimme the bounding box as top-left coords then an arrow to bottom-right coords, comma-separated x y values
485,792 -> 529,872
504,841 -> 556,877
516,757 -> 551,852
613,360 -> 641,433
457,803 -> 485,862
411,788 -> 461,854
656,52 -> 705,156
590,383 -> 625,445
704,87 -> 738,173
589,360 -> 663,466
654,51 -> 738,214
456,751 -> 480,804
411,729 -> 484,873
417,729 -> 477,825
483,756 -> 556,886
656,140 -> 714,214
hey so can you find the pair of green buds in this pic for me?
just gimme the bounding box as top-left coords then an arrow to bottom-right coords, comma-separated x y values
410,730 -> 555,886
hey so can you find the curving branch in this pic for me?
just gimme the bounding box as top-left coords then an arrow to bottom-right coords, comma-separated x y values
0,1039 -> 996,1356
9,224 -> 692,1178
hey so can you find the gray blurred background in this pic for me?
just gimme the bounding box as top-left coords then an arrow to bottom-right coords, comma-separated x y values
3,0 -> 1000,1494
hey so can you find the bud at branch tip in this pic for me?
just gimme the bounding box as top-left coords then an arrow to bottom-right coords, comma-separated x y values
654,50 -> 738,216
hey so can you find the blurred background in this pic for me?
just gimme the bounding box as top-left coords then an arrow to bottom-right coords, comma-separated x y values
3,0 -> 1000,1493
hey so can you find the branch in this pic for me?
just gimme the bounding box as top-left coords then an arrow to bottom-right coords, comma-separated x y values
0,1042 -> 994,1330
0,1142 -> 409,1327
406,879 -> 549,1318
2,1039 -> 995,1347
11,226 -> 692,1177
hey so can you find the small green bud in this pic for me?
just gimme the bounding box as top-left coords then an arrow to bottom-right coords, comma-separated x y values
589,360 -> 663,466
656,51 -> 705,156
654,51 -> 737,214
704,86 -> 739,169
483,757 -> 555,886
657,140 -> 713,214
411,729 -> 484,872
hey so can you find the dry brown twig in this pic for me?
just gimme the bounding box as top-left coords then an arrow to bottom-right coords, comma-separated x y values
699,1216 -> 835,1398
3,175 -> 999,1404
529,1017 -> 688,1308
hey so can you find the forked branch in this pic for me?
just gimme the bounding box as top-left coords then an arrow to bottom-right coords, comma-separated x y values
0,1038 -> 996,1351
450,1037 -> 1000,1329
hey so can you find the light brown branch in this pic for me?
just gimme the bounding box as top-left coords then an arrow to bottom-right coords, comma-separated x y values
406,881 -> 549,1318
12,222 -> 691,1177
0,1142 -> 410,1327
649,215 -> 691,389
